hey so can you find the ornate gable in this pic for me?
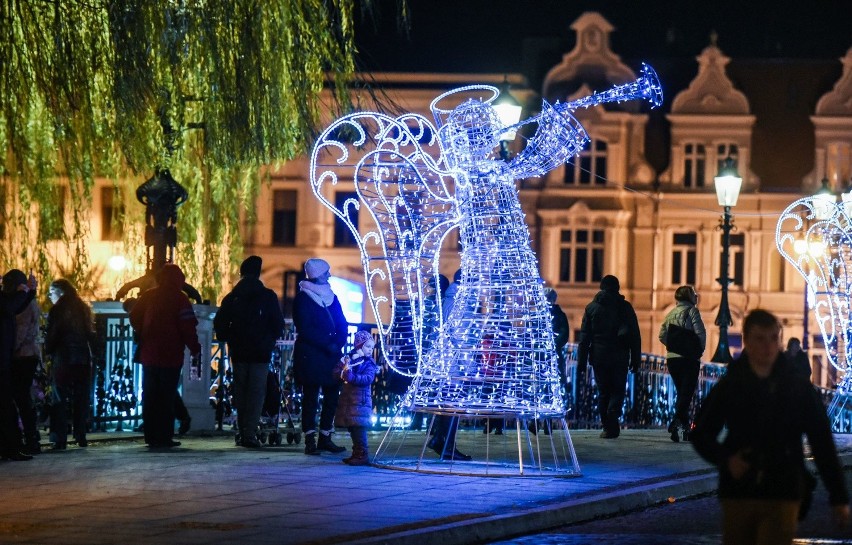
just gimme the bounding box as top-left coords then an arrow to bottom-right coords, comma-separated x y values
671,44 -> 750,115
815,48 -> 852,116
542,12 -> 636,100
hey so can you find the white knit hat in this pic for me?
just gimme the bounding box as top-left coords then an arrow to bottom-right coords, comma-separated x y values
304,258 -> 331,279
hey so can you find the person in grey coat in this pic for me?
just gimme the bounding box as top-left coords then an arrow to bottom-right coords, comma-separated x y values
333,330 -> 377,466
658,285 -> 706,442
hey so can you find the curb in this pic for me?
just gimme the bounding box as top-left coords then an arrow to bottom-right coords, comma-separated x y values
337,470 -> 718,545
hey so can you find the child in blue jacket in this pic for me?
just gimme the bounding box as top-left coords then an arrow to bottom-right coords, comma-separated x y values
332,330 -> 377,465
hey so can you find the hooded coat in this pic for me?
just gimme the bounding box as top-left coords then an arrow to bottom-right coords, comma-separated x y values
576,289 -> 641,372
130,265 -> 201,367
332,352 -> 377,427
45,293 -> 95,367
292,285 -> 348,387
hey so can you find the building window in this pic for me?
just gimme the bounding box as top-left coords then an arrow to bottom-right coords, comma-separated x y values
333,191 -> 359,247
101,186 -> 124,241
564,139 -> 607,185
272,189 -> 297,246
683,143 -> 706,188
727,233 -> 745,286
559,228 -> 605,284
671,232 -> 697,286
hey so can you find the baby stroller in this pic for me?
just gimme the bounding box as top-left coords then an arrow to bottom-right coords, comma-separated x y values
256,339 -> 301,446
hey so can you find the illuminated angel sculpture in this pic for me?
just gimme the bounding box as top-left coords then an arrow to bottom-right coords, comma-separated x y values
310,64 -> 662,474
776,196 -> 852,431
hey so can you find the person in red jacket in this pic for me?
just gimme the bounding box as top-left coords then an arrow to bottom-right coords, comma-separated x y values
130,264 -> 201,449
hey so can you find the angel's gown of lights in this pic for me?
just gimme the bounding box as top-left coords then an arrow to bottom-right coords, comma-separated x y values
372,94 -> 587,476
405,163 -> 563,420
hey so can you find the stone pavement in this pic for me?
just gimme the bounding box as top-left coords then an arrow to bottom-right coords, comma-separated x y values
1,429 -> 850,545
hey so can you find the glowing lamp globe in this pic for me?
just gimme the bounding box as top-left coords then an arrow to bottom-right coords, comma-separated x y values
714,157 -> 742,207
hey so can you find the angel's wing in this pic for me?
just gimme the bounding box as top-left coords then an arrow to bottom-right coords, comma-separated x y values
776,197 -> 852,372
310,112 -> 458,376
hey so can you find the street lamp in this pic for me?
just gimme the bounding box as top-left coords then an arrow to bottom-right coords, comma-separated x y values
493,77 -> 523,161
711,156 -> 742,364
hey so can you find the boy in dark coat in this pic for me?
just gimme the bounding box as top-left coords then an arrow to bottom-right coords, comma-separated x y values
214,256 -> 285,448
692,309 -> 849,544
333,330 -> 377,466
292,258 -> 349,455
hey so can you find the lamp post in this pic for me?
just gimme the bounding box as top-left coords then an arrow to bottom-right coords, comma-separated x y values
493,77 -> 523,161
711,156 -> 743,364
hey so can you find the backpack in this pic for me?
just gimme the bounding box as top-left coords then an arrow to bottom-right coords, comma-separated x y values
663,308 -> 701,359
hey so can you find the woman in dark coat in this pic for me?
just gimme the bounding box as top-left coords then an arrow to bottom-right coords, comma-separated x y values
293,258 -> 349,455
45,279 -> 97,450
0,272 -> 36,460
4,269 -> 42,454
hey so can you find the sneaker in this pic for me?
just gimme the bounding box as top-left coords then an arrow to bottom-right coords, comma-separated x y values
317,433 -> 346,453
304,433 -> 320,455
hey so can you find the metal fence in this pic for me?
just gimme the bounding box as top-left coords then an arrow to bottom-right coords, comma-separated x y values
87,316 -> 851,433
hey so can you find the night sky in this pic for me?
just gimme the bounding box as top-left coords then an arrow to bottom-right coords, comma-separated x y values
353,0 -> 851,189
354,0 -> 852,87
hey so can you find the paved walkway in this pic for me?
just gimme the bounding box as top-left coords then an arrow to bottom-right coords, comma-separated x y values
1,429 -> 850,545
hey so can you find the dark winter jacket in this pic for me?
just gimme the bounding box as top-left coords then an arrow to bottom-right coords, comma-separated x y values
45,294 -> 96,367
292,289 -> 348,387
333,351 -> 377,427
576,289 -> 641,373
129,264 -> 201,368
214,277 -> 284,364
691,351 -> 849,505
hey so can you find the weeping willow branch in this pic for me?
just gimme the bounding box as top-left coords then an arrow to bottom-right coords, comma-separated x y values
0,0 -> 374,300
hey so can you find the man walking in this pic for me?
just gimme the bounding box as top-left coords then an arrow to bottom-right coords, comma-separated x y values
214,256 -> 285,448
576,275 -> 641,439
692,309 -> 849,544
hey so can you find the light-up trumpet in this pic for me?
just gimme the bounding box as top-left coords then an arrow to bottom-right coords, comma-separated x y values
498,63 -> 662,140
